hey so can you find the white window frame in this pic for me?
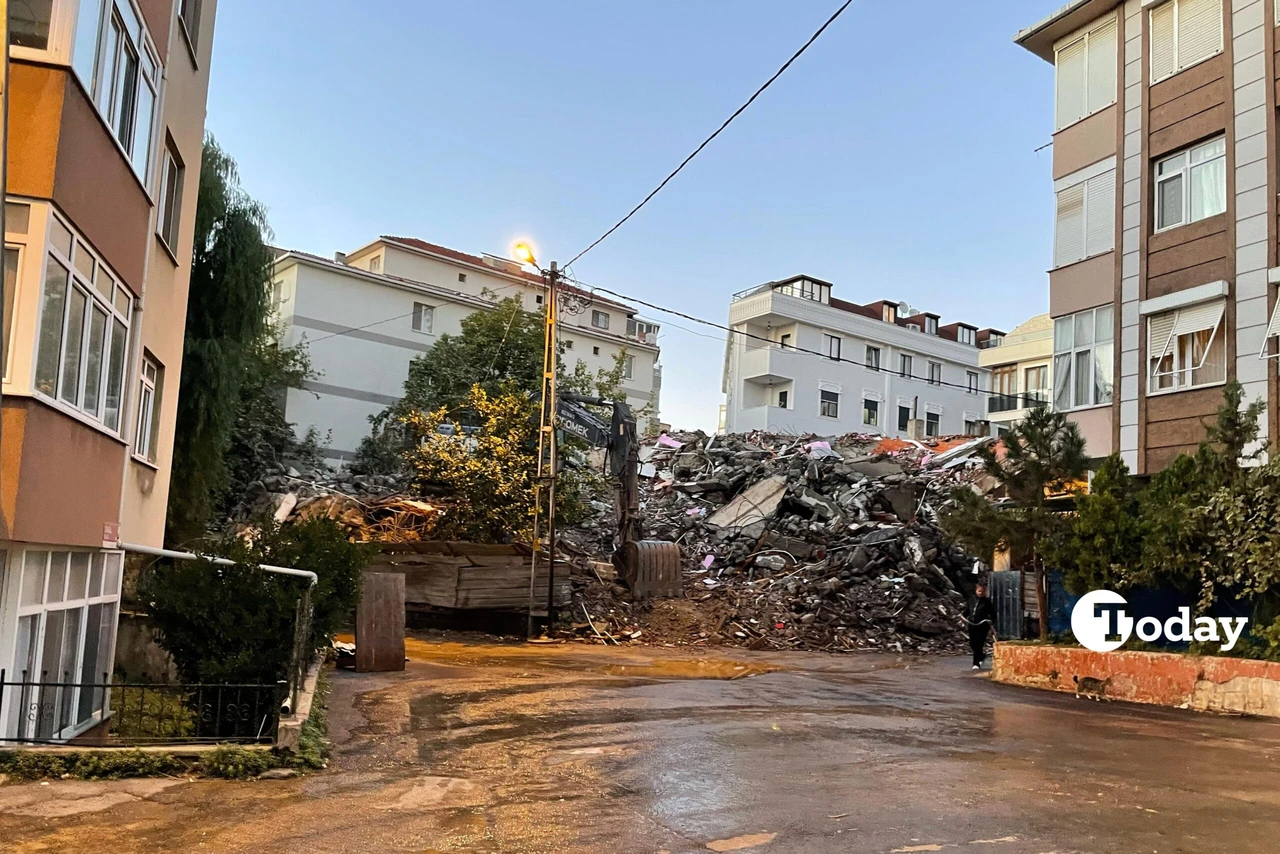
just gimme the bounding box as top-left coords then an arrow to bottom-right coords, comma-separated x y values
958,327 -> 976,346
411,302 -> 434,334
927,361 -> 942,386
623,354 -> 635,380
9,0 -> 76,64
591,310 -> 610,330
4,549 -> 124,743
925,411 -> 941,438
899,353 -> 913,379
72,0 -> 163,188
862,397 -> 879,427
32,210 -> 133,434
865,345 -> 880,371
156,142 -> 183,255
924,316 -> 938,335
1147,300 -> 1226,394
133,353 -> 161,463
1155,137 -> 1226,233
4,200 -> 33,384
777,389 -> 789,410
1053,306 -> 1115,411
1150,0 -> 1224,85
897,404 -> 911,433
966,371 -> 979,394
1054,15 -> 1118,131
824,334 -> 841,361
819,390 -> 839,419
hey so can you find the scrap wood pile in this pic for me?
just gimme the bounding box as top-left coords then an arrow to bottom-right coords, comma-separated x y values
561,430 -> 996,653
233,470 -> 445,542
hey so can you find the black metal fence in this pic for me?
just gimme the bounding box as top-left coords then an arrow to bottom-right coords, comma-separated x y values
0,669 -> 285,746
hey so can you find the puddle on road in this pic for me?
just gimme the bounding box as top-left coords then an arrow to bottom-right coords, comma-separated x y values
388,638 -> 782,681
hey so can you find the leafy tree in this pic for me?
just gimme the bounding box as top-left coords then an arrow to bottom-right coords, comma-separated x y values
1047,455 -> 1145,594
941,406 -> 1088,639
168,136 -> 274,544
220,336 -> 319,514
401,385 -> 538,542
139,518 -> 371,684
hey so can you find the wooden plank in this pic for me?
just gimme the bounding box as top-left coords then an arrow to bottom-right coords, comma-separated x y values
355,572 -> 405,673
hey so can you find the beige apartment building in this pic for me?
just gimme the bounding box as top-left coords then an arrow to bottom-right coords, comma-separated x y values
979,314 -> 1054,436
1018,0 -> 1280,472
1,0 -> 216,741
272,236 -> 663,464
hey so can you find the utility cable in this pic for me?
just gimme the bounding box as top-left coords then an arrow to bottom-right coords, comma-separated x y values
565,0 -> 857,267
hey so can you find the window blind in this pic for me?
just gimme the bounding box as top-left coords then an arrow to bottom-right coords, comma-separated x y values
1056,37 -> 1087,129
1150,2 -> 1176,82
1177,0 -> 1222,71
1055,183 -> 1086,267
1086,19 -> 1117,116
1084,171 -> 1116,257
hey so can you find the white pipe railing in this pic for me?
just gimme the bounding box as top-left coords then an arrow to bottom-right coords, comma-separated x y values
120,542 -> 318,587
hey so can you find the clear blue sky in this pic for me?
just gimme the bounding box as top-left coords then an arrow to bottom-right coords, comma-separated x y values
205,1 -> 1065,432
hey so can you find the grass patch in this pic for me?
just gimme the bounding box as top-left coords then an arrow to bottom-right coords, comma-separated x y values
0,666 -> 334,782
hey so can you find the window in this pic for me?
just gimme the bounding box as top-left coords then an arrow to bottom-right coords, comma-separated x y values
592,346 -> 600,356
863,398 -> 879,427
34,213 -> 132,431
925,412 -> 940,438
5,550 -> 123,742
928,361 -> 942,386
987,333 -> 1004,347
779,333 -> 792,349
967,371 -> 979,394
958,327 -> 976,346
825,334 -> 842,361
1025,365 -> 1048,405
458,273 -> 467,283
535,294 -> 543,304
134,354 -> 162,463
4,247 -> 17,375
965,419 -> 981,436
865,345 -> 880,371
991,365 -> 1018,412
624,355 -> 635,380
925,316 -> 938,335
1055,168 -> 1116,266
899,354 -> 913,379
1155,137 -> 1226,231
369,255 -> 381,273
1150,0 -> 1223,84
72,0 -> 161,183
775,277 -> 829,303
898,405 -> 911,432
882,304 -> 897,323
1148,300 -> 1226,393
1055,17 -> 1118,130
563,339 -> 573,350
411,302 -> 433,334
777,390 -> 789,409
591,310 -> 610,330
1054,306 -> 1114,410
179,0 -> 202,50
10,0 -> 53,50
157,143 -> 184,252
820,390 -> 839,419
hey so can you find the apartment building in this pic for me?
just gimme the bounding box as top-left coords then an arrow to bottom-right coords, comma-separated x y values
0,0 -> 217,741
979,314 -> 1054,435
272,237 -> 663,463
1017,0 -> 1280,471
723,275 -> 998,437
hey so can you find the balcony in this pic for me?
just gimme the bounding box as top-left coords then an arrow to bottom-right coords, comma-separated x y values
988,391 -> 1048,414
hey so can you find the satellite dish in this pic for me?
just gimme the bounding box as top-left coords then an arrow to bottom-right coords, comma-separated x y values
898,301 -> 914,318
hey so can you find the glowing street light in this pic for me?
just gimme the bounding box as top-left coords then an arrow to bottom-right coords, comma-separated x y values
513,241 -> 538,268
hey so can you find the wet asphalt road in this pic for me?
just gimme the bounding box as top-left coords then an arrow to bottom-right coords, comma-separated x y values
4,637 -> 1280,853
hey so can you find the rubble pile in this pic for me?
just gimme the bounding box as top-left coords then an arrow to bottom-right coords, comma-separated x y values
562,431 -> 993,653
234,470 -> 443,542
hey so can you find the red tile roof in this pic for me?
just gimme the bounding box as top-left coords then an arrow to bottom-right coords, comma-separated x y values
381,236 -> 633,312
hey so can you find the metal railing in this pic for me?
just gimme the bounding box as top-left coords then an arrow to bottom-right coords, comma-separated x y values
0,669 -> 284,746
988,391 -> 1048,413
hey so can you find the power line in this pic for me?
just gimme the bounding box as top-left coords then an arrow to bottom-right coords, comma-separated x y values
578,281 -> 1040,403
565,0 -> 857,268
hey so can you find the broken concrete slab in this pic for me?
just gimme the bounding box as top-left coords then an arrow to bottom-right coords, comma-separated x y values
706,476 -> 787,530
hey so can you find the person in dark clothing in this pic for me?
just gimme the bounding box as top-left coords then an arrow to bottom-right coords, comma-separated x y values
966,583 -> 996,670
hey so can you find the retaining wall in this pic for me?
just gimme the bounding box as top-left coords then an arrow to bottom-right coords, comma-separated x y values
992,642 -> 1280,718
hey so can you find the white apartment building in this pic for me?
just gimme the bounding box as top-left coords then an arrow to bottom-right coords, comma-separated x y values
723,276 -> 999,438
272,237 -> 662,464
979,314 -> 1054,436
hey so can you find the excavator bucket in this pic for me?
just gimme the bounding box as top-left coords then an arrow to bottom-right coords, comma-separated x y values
621,540 -> 682,598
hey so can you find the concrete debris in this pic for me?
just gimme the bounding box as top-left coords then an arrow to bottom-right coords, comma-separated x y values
234,470 -> 442,542
562,430 -> 995,654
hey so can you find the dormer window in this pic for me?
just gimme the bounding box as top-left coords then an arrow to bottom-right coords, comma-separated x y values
925,316 -> 938,335
883,305 -> 897,323
959,327 -> 977,346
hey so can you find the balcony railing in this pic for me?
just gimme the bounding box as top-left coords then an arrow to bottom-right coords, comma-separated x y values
988,391 -> 1048,414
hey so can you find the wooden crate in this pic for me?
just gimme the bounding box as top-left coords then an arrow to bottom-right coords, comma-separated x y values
367,541 -> 571,611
